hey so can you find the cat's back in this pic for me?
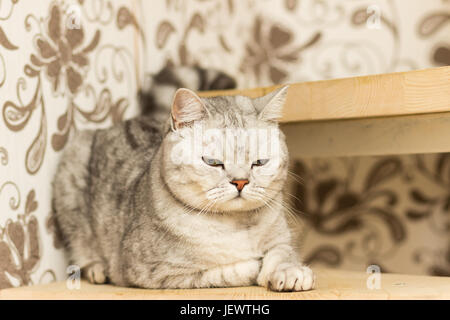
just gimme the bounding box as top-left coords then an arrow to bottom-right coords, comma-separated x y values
88,116 -> 163,200
52,128 -> 95,213
53,115 -> 164,229
51,115 -> 164,274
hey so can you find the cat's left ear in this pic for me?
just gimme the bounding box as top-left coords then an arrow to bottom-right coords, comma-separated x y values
171,88 -> 208,129
257,85 -> 289,122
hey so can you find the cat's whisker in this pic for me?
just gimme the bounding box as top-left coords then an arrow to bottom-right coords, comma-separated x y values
254,185 -> 304,214
256,192 -> 305,225
287,170 -> 305,185
197,199 -> 217,216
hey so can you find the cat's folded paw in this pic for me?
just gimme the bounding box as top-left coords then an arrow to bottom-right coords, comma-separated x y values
83,262 -> 107,284
264,264 -> 315,292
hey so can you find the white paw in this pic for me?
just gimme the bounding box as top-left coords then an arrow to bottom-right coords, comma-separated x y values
84,262 -> 107,284
267,264 -> 315,292
232,259 -> 262,285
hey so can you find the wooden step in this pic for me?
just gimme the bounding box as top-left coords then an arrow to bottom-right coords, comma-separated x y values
1,268 -> 449,300
199,66 -> 450,157
199,66 -> 450,124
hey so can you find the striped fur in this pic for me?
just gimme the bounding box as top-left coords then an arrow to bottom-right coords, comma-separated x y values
52,66 -> 315,291
139,66 -> 236,116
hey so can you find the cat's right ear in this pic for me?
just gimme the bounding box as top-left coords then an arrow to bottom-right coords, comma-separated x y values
171,88 -> 208,130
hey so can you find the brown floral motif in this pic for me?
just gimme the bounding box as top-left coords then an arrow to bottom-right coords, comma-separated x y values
417,12 -> 450,38
2,2 -> 99,173
156,21 -> 176,50
350,6 -> 406,71
155,12 -> 206,66
0,181 -> 20,210
51,87 -> 130,151
0,147 -> 7,166
284,0 -> 298,11
417,11 -> 450,66
0,26 -> 18,50
240,16 -> 321,84
79,0 -> 114,25
432,45 -> 450,66
116,6 -> 144,44
407,154 -> 450,236
3,1 -> 132,169
0,190 -> 40,289
32,4 -> 100,94
293,157 -> 405,267
304,245 -> 341,267
413,246 -> 450,277
351,7 -> 399,39
0,0 -> 20,88
48,3 -> 142,151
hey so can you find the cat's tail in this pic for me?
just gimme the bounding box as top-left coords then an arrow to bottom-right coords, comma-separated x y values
139,66 -> 236,115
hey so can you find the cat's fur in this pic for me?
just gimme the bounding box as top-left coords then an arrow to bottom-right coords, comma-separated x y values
52,66 -> 315,291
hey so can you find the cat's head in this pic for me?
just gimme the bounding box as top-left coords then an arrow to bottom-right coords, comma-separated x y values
161,86 -> 289,213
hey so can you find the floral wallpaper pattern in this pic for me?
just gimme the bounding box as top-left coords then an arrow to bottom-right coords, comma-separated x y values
0,0 -> 143,288
290,153 -> 450,276
1,0 -> 449,289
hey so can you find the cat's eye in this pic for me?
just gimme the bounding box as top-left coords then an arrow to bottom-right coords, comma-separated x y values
252,159 -> 269,168
202,156 -> 224,168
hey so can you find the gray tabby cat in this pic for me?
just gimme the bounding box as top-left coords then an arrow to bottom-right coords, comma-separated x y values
52,66 -> 315,291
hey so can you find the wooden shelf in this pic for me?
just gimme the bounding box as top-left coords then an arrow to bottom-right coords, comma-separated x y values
282,111 -> 450,158
200,67 -> 450,157
199,66 -> 450,124
1,268 -> 450,300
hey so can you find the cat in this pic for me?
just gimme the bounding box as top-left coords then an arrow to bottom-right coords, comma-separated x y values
52,66 -> 315,291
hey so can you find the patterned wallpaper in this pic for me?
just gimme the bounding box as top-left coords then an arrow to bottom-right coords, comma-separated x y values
290,154 -> 450,277
0,0 -> 143,288
0,0 -> 449,289
140,0 -> 450,85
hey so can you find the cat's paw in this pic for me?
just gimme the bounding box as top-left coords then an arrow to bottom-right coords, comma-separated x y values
83,262 -> 107,284
244,259 -> 263,283
266,264 -> 315,292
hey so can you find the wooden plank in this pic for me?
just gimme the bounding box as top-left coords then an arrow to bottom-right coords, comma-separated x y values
282,111 -> 450,158
198,66 -> 450,123
1,268 -> 450,300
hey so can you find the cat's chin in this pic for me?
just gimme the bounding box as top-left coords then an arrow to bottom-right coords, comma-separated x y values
214,197 -> 266,213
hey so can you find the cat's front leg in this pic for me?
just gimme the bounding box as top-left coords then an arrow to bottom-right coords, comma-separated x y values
160,259 -> 262,289
257,244 -> 315,292
197,258 -> 262,288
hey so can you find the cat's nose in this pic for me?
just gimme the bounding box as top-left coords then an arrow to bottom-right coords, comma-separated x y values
230,179 -> 249,192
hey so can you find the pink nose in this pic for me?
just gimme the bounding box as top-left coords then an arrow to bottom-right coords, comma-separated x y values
231,179 -> 249,191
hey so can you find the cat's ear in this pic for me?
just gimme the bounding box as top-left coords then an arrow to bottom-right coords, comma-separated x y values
256,85 -> 289,122
171,88 -> 207,129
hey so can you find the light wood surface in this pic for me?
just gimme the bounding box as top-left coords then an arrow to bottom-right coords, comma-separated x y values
198,66 -> 450,123
1,268 -> 450,300
282,111 -> 450,158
